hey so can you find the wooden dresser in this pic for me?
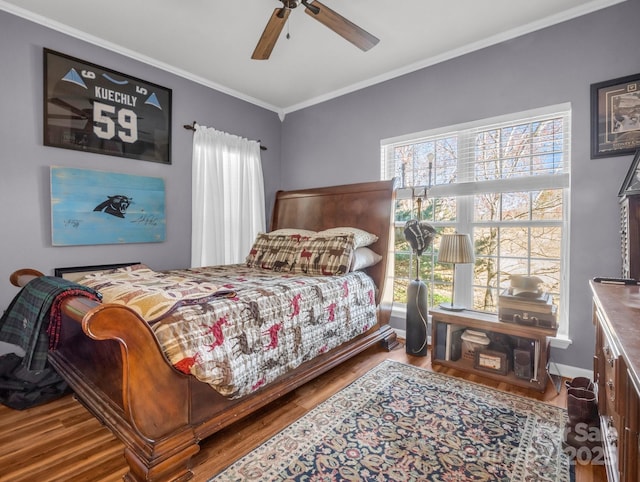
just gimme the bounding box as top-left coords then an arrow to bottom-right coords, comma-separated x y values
590,281 -> 640,482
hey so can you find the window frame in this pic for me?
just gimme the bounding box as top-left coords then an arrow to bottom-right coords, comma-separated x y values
381,103 -> 571,339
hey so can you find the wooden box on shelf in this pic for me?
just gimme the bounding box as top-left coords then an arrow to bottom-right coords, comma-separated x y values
474,349 -> 509,375
430,307 -> 558,392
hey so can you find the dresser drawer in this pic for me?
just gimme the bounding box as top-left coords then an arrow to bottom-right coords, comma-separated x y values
598,314 -> 624,418
594,307 -> 625,482
601,347 -> 623,476
622,369 -> 640,482
602,342 -> 619,416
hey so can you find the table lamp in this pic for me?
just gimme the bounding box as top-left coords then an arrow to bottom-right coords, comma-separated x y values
437,233 -> 474,311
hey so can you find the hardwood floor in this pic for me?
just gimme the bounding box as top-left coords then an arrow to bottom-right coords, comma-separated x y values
0,342 -> 607,482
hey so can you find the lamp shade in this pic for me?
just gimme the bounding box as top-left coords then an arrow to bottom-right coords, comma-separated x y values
437,233 -> 475,265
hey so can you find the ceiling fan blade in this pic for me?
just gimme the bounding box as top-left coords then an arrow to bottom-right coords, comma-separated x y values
252,8 -> 291,60
303,0 -> 379,51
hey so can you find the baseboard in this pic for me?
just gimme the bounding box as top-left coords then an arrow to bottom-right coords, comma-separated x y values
547,361 -> 592,380
392,328 -> 431,346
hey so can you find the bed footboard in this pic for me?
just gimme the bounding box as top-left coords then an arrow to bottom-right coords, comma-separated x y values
49,298 -> 397,481
49,298 -> 200,482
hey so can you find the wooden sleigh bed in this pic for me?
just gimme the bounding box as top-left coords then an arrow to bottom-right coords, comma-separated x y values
14,179 -> 397,481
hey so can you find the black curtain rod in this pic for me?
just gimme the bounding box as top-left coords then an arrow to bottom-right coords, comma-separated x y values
183,121 -> 267,151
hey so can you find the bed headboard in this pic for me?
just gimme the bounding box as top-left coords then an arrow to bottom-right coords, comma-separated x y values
270,179 -> 395,305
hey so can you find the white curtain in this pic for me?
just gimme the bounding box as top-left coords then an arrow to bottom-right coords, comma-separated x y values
191,124 -> 265,267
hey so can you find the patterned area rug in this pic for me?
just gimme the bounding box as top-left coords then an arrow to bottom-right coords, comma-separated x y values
212,360 -> 570,481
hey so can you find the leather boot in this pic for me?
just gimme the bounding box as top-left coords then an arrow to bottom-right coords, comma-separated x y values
566,387 -> 598,426
563,387 -> 601,456
564,376 -> 594,392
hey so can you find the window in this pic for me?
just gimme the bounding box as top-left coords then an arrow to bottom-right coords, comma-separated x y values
381,104 -> 571,337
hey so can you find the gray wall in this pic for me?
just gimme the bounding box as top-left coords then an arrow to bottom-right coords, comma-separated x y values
0,11 -> 282,311
1,1 -> 638,371
280,0 -> 640,370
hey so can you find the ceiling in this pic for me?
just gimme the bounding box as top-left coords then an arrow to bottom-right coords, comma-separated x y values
0,0 -> 623,117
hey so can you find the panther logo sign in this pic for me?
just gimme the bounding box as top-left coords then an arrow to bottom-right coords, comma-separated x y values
93,195 -> 133,218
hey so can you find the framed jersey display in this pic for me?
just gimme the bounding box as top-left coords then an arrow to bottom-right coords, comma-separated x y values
44,48 -> 172,164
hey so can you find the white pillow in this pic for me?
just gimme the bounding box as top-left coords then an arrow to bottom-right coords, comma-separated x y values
268,228 -> 317,236
350,247 -> 383,271
317,227 -> 378,248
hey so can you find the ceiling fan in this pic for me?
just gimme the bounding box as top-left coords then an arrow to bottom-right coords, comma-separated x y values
252,0 -> 379,60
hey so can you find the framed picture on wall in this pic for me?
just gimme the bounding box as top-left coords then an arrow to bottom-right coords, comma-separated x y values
50,167 -> 166,246
591,72 -> 640,159
43,48 -> 172,164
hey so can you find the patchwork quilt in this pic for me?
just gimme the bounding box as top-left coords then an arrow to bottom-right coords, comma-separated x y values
81,265 -> 377,399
